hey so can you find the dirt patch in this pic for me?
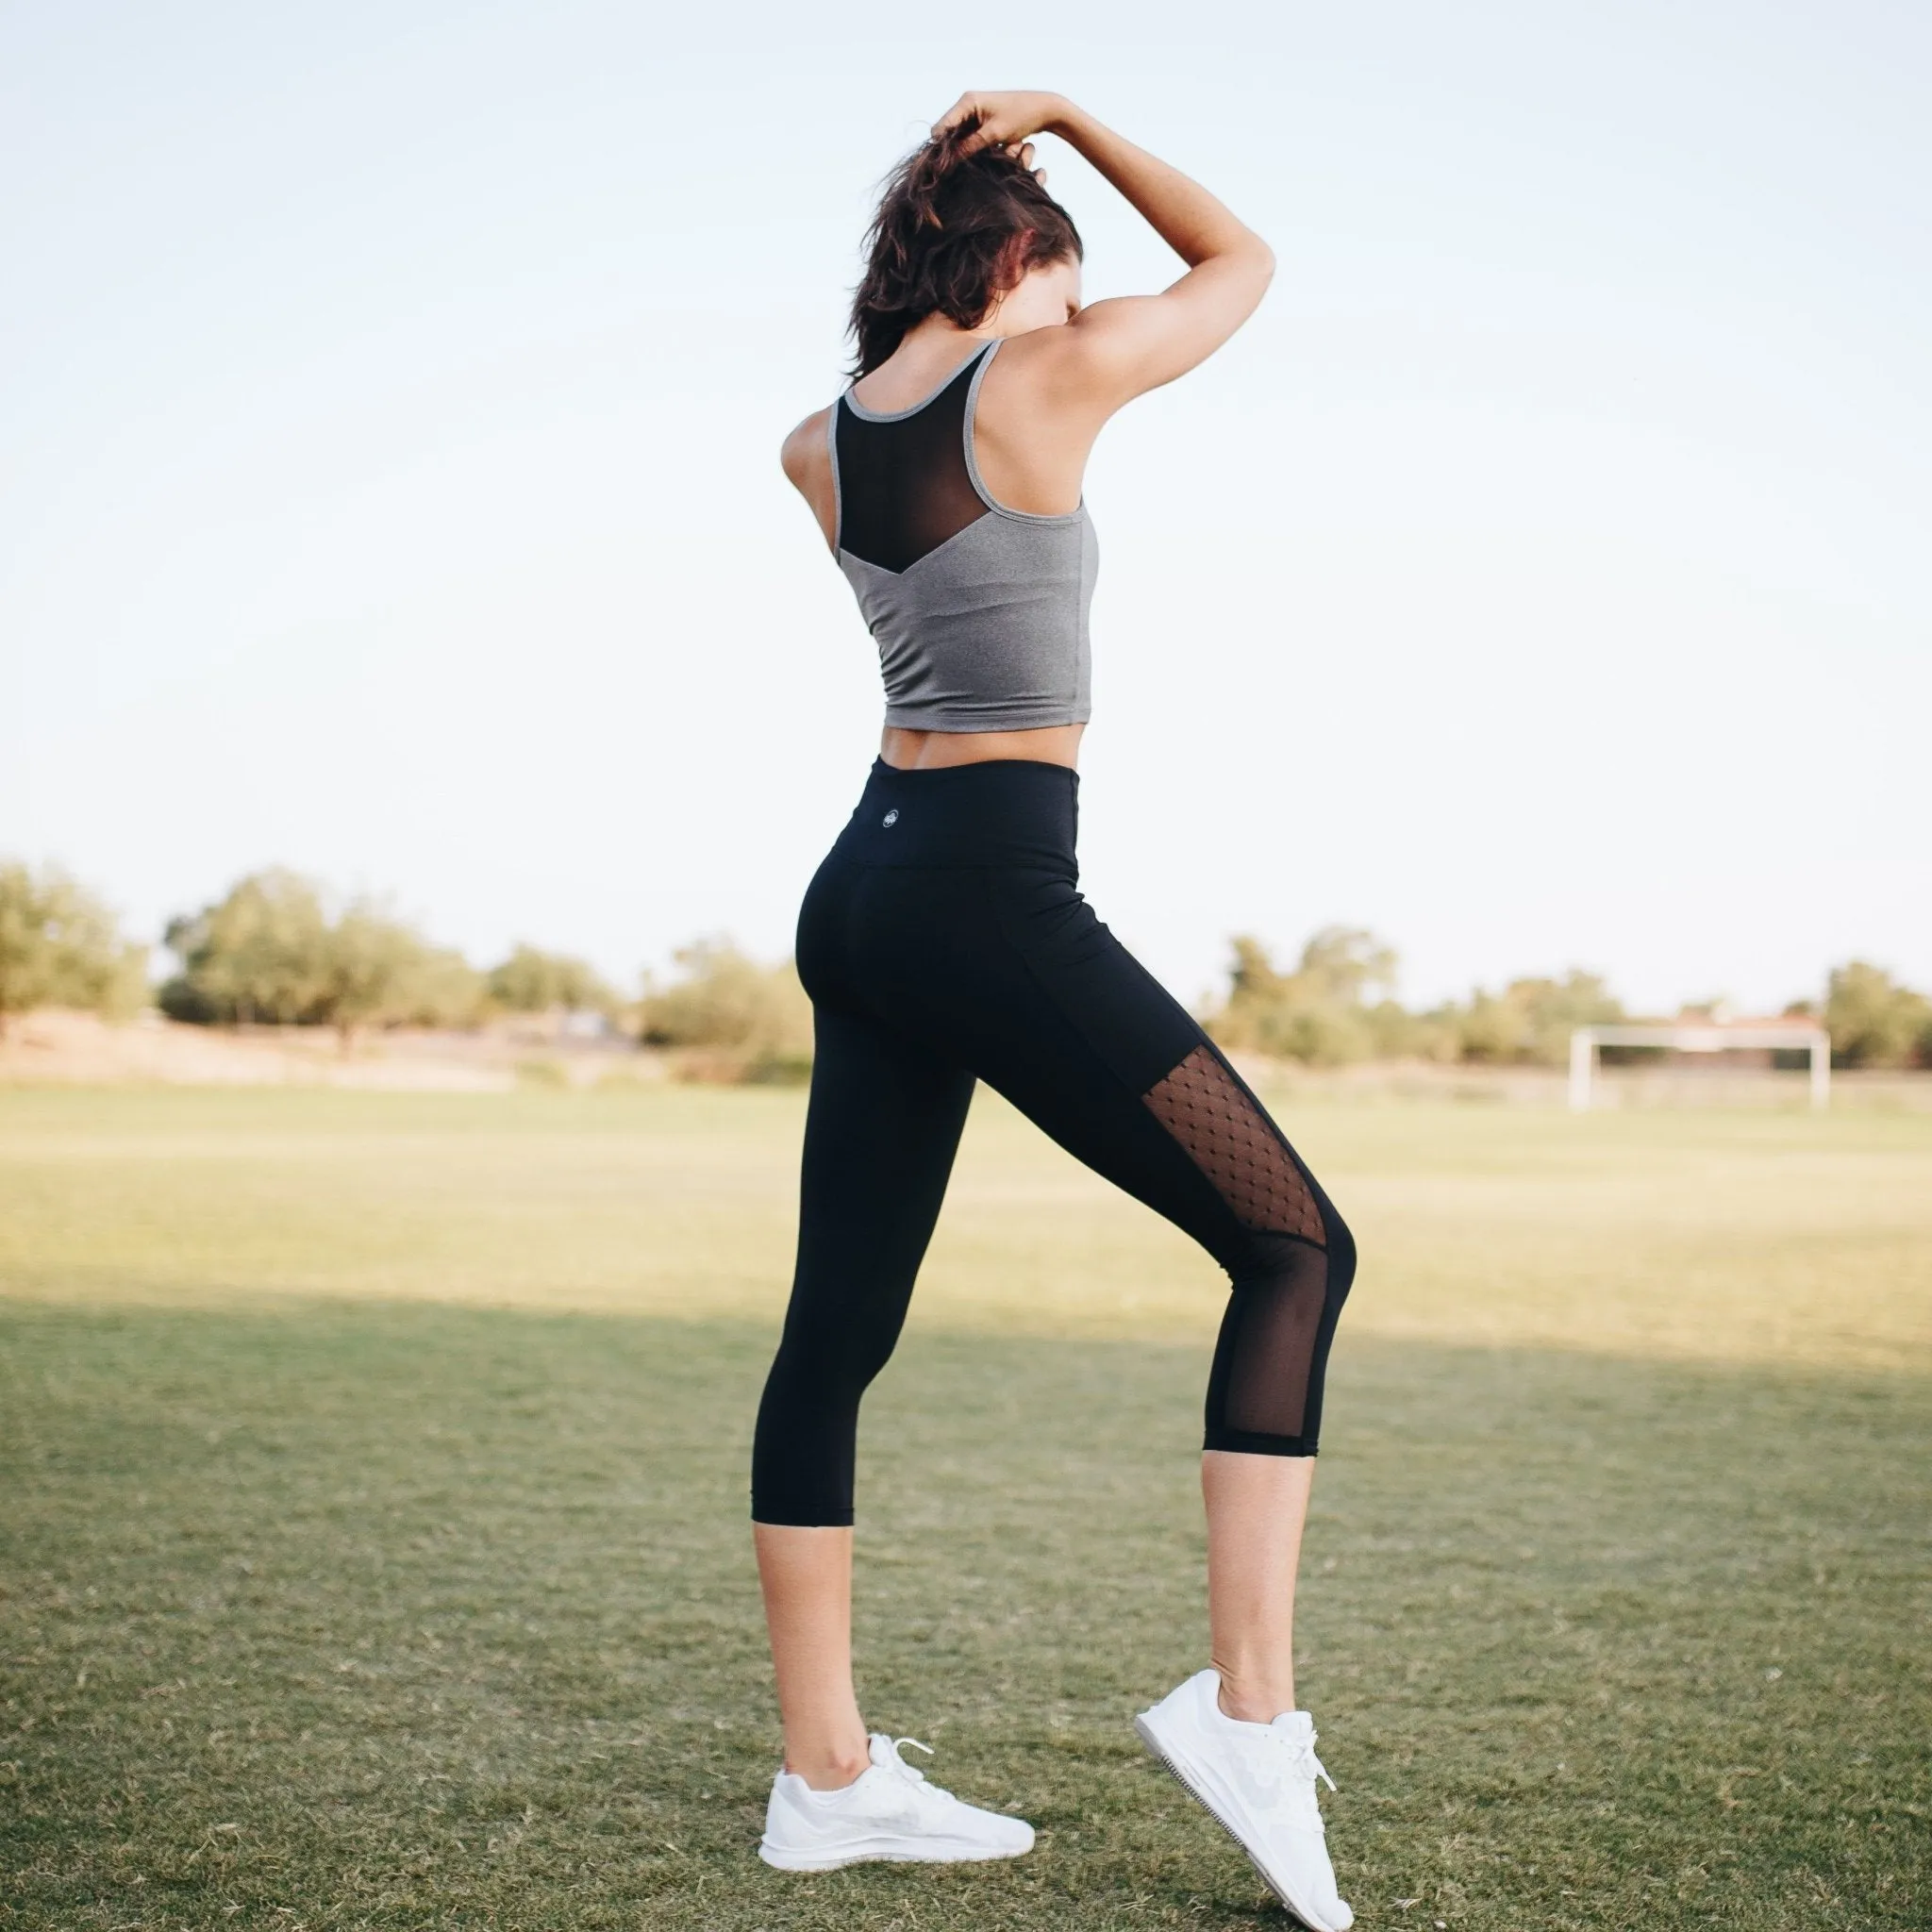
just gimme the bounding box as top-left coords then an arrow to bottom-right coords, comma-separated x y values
0,1010 -> 668,1091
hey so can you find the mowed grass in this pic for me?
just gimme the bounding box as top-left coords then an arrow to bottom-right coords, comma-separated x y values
1,1087 -> 1928,1930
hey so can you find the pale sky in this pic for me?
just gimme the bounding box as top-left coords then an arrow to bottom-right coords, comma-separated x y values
4,0 -> 1927,1015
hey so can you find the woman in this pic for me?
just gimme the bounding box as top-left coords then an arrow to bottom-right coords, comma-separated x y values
753,91 -> 1356,1932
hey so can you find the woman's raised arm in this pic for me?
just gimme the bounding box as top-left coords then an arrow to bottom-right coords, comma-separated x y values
932,92 -> 1274,406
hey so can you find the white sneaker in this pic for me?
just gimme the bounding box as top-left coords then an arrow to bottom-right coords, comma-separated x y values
1135,1669 -> 1353,1932
758,1732 -> 1036,1873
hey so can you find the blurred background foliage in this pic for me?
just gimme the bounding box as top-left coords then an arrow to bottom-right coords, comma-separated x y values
158,871 -> 490,1045
1821,960 -> 1932,1071
487,942 -> 618,1019
1204,926 -> 1625,1069
638,939 -> 813,1085
0,861 -> 149,1038
4,857 -> 1930,1076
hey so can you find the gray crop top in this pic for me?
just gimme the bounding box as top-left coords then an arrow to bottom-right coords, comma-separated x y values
828,339 -> 1097,732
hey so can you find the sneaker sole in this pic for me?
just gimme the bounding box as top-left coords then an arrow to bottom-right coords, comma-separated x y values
758,1831 -> 1033,1874
1133,1713 -> 1341,1932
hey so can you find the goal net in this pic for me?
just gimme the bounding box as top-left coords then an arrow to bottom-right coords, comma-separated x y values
1568,1018 -> 1830,1111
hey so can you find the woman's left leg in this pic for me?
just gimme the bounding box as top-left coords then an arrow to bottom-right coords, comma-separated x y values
753,1522 -> 867,1789
751,993 -> 1038,1872
751,1001 -> 974,1785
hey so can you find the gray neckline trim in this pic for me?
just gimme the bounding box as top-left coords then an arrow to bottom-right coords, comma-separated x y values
824,399 -> 843,553
841,341 -> 994,423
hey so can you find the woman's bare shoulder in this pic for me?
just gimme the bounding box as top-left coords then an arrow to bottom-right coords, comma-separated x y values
780,405 -> 839,550
781,407 -> 832,491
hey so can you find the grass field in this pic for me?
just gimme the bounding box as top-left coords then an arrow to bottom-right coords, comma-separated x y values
2,1086 -> 1928,1930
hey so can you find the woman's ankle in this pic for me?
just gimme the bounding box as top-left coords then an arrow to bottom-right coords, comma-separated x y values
784,1740 -> 873,1790
1213,1665 -> 1298,1724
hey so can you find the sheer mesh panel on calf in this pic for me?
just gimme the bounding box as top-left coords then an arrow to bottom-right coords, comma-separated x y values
1142,1045 -> 1325,1244
1211,1238 -> 1330,1441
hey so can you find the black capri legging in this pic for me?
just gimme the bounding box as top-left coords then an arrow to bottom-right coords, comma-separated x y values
751,758 -> 1355,1527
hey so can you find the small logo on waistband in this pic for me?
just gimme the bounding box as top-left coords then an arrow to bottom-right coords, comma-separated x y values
881,808 -> 900,827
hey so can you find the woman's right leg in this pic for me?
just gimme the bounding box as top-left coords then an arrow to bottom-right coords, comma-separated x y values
751,1002 -> 975,1787
890,885 -> 1356,1731
1203,1448 -> 1314,1721
929,916 -> 1356,1925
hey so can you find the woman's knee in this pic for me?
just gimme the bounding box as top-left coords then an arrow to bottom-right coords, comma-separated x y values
1318,1199 -> 1357,1307
766,1316 -> 899,1410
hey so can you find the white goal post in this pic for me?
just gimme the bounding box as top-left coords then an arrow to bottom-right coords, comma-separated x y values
1569,1021 -> 1831,1112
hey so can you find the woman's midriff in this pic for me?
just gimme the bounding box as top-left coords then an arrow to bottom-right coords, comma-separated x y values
878,722 -> 1085,772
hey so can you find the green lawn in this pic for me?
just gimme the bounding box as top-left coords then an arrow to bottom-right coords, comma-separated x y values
2,1087 -> 1928,1929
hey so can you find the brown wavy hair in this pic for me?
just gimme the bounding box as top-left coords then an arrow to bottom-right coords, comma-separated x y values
849,118 -> 1084,375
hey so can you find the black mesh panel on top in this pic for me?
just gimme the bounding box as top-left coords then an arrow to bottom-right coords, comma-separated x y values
1142,1045 -> 1326,1243
835,358 -> 990,575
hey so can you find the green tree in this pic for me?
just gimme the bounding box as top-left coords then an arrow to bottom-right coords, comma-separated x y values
1296,926 -> 1399,1005
1824,961 -> 1932,1070
162,873 -> 486,1045
0,861 -> 149,1037
404,944 -> 491,1030
1447,972 -> 1624,1067
162,870 -> 330,1024
487,944 -> 615,1016
639,939 -> 812,1082
1206,927 -> 1405,1065
311,904 -> 437,1051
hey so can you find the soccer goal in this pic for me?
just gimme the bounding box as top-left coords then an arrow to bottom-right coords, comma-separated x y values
1568,1019 -> 1831,1112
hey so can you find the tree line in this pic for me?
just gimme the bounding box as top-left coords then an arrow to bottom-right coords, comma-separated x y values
4,858 -> 1931,1074
1197,926 -> 1932,1071
154,870 -> 623,1044
1203,927 -> 1932,1071
1202,928 -> 1628,1068
0,863 -> 623,1048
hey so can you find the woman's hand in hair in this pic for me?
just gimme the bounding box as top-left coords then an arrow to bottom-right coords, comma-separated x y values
932,92 -> 1070,156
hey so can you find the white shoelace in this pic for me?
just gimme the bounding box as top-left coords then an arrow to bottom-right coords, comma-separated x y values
875,1734 -> 969,1816
1289,1732 -> 1339,1794
1239,1724 -> 1339,1807
882,1735 -> 936,1782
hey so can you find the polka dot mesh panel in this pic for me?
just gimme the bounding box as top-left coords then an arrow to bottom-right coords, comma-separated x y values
1143,1045 -> 1326,1244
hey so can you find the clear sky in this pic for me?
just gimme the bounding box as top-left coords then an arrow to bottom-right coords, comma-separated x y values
4,0 -> 1927,1015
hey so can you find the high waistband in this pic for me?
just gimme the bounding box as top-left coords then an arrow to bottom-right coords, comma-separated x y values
830,758 -> 1079,873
